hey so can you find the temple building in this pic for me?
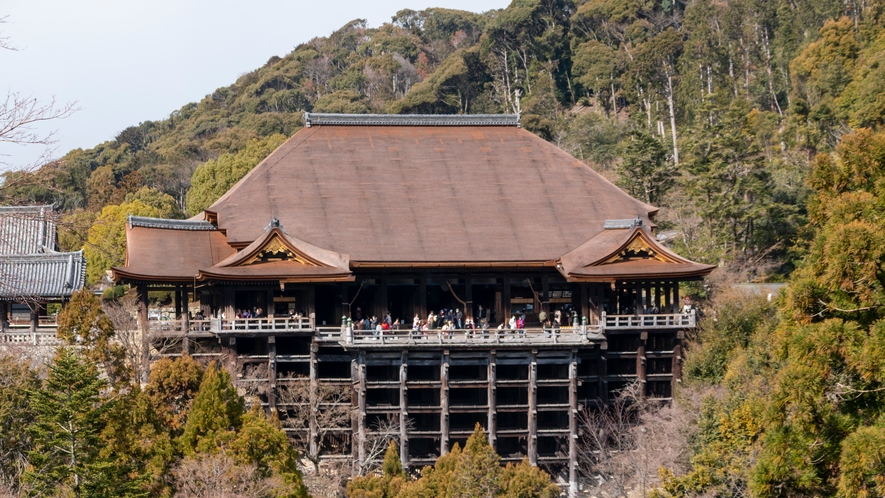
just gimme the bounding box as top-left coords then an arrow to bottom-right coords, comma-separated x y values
112,113 -> 714,491
0,205 -> 86,343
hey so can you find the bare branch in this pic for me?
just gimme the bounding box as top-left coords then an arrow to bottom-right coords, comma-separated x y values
0,16 -> 17,52
0,92 -> 79,151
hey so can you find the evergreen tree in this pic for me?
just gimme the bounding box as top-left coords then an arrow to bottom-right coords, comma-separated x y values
98,386 -> 175,497
56,288 -> 128,386
0,353 -> 38,490
451,424 -> 500,498
178,361 -> 244,455
145,354 -> 205,434
25,348 -> 137,497
498,459 -> 560,498
230,405 -> 309,498
616,131 -> 676,205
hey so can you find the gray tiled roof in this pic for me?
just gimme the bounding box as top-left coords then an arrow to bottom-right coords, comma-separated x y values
303,113 -> 520,127
0,250 -> 86,300
0,205 -> 57,255
128,215 -> 216,231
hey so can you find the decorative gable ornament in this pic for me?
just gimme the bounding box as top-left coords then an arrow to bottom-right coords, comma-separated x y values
242,234 -> 321,267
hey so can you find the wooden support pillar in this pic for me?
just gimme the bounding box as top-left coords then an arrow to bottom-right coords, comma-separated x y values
0,301 -> 8,331
656,282 -> 664,310
309,343 -> 319,460
488,351 -> 497,450
464,276 -> 473,322
356,351 -> 367,471
223,287 -> 235,320
440,352 -> 450,455
673,283 -> 680,313
528,350 -> 537,465
182,285 -> 190,355
341,282 -> 349,323
29,306 -> 38,334
400,351 -> 409,469
632,282 -> 640,315
569,350 -> 578,498
266,288 -> 274,317
541,275 -> 550,315
637,331 -> 648,399
379,276 -> 388,321
306,285 -> 316,319
137,283 -> 150,384
419,277 -> 427,319
579,283 -> 589,322
502,277 -> 511,325
268,336 -> 277,410
672,331 -> 684,394
175,284 -> 183,319
599,343 -> 609,405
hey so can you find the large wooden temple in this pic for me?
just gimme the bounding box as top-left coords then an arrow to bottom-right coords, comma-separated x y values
112,113 -> 714,492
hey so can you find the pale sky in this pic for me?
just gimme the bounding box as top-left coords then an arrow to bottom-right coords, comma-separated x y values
1,0 -> 508,171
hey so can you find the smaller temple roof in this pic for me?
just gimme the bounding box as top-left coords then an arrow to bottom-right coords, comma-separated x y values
0,250 -> 86,300
0,205 -> 57,255
557,226 -> 715,281
113,218 -> 353,283
199,224 -> 352,282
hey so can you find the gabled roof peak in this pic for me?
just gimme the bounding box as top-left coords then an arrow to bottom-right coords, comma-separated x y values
303,113 -> 520,128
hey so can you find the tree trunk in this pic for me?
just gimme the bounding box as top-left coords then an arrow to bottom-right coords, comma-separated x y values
666,71 -> 679,166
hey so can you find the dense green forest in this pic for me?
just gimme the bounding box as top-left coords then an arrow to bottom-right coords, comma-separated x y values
5,0 -> 885,496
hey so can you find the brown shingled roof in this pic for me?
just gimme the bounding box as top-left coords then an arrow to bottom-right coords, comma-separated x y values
204,124 -> 658,264
114,225 -> 236,282
558,227 -> 715,281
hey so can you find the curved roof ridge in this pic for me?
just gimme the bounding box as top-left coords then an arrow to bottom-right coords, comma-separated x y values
303,113 -> 520,127
128,215 -> 216,231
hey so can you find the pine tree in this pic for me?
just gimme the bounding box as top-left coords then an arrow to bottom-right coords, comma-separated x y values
25,348 -> 137,497
178,361 -> 243,455
498,459 -> 560,498
451,424 -> 500,498
98,386 -> 175,497
230,405 -> 309,498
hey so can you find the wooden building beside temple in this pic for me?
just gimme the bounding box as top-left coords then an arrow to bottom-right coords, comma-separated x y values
0,205 -> 86,345
112,113 -> 714,493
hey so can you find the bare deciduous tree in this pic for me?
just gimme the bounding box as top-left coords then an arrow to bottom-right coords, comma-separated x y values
277,379 -> 352,465
359,416 -> 408,476
0,14 -> 78,199
172,453 -> 284,498
575,382 -> 695,497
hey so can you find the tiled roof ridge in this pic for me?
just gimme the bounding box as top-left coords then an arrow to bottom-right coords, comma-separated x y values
303,113 -> 520,127
0,204 -> 54,213
128,215 -> 216,231
0,249 -> 84,261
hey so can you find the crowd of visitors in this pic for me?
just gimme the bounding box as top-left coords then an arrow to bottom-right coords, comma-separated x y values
345,303 -> 589,340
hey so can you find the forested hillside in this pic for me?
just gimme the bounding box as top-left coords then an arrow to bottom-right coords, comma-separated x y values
4,1 -> 885,496
5,0 -> 885,284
